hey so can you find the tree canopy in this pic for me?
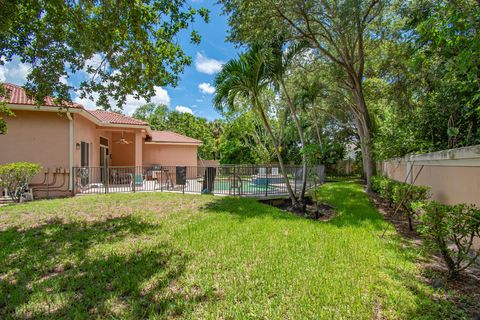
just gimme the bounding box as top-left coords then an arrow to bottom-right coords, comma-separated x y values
0,0 -> 208,107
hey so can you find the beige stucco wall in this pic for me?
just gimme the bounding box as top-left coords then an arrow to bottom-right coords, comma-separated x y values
74,113 -> 98,167
0,110 -> 71,197
0,110 -> 69,168
412,165 -> 480,206
110,132 -> 136,166
384,162 -> 406,182
382,150 -> 480,206
142,144 -> 198,167
143,143 -> 199,179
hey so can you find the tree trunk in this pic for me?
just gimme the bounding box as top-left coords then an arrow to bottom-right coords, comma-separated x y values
355,117 -> 368,180
361,119 -> 374,193
439,242 -> 458,278
314,121 -> 322,146
351,77 -> 376,193
280,78 -> 307,204
254,97 -> 299,207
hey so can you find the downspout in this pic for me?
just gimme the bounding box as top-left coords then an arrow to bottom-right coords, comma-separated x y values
67,112 -> 74,191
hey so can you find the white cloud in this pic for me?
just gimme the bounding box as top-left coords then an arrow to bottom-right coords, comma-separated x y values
82,53 -> 104,74
59,75 -> 68,85
0,56 -> 30,85
175,105 -> 193,115
198,82 -> 216,94
0,68 -> 5,82
73,92 -> 100,110
74,86 -> 171,116
195,52 -> 224,74
122,86 -> 170,115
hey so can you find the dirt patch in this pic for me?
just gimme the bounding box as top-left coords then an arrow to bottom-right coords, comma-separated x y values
369,192 -> 420,241
259,197 -> 336,221
369,191 -> 480,318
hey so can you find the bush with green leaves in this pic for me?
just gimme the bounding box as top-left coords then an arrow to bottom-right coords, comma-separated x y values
371,176 -> 386,194
372,175 -> 430,230
376,177 -> 400,207
392,183 -> 430,230
414,201 -> 480,278
0,162 -> 41,202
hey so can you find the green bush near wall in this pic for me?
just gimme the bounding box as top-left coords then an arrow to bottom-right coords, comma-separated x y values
0,162 -> 41,202
371,175 -> 430,230
373,175 -> 480,278
413,201 -> 480,278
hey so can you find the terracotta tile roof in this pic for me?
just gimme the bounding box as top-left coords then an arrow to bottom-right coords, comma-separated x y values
1,83 -> 83,108
88,110 -> 148,126
148,131 -> 202,144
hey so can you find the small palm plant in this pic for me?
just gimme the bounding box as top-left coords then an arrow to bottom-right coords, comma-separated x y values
214,47 -> 301,209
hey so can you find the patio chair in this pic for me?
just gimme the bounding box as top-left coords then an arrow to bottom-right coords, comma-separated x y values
152,169 -> 173,190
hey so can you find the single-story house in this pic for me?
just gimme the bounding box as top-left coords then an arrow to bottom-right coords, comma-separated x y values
0,83 -> 202,197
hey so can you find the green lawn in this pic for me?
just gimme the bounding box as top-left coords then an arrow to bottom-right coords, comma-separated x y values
0,182 -> 464,319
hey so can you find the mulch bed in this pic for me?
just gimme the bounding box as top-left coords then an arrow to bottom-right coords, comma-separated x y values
259,197 -> 336,221
369,191 -> 480,319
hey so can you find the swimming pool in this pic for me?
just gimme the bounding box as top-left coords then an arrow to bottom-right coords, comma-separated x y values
213,180 -> 277,192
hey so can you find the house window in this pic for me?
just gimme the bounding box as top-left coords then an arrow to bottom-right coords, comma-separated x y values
80,141 -> 90,167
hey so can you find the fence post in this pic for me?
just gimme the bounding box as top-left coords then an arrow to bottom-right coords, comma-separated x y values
132,167 -> 136,193
265,166 -> 269,197
105,162 -> 109,194
160,169 -> 163,192
294,166 -> 297,194
233,165 -> 236,196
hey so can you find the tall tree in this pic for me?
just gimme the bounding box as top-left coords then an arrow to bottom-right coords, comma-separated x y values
0,0 -> 209,113
372,0 -> 480,158
266,40 -> 310,202
214,47 -> 301,208
220,0 -> 384,191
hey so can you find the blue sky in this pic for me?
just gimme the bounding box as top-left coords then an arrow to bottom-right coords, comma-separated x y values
0,1 -> 239,120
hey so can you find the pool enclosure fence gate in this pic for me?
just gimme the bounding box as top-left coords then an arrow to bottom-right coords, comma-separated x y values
73,164 -> 325,197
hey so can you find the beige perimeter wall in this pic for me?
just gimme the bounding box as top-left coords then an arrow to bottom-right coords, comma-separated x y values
381,145 -> 480,206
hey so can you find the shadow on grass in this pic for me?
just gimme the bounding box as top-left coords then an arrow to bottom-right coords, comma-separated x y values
200,196 -> 300,221
0,217 -> 204,319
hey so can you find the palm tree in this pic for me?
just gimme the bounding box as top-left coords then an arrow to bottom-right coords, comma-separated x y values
214,47 -> 300,208
266,40 -> 309,204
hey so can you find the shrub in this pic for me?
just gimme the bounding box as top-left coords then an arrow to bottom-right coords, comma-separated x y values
0,162 -> 41,202
392,183 -> 430,230
414,201 -> 480,278
371,176 -> 386,194
372,175 -> 430,230
379,178 -> 400,207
